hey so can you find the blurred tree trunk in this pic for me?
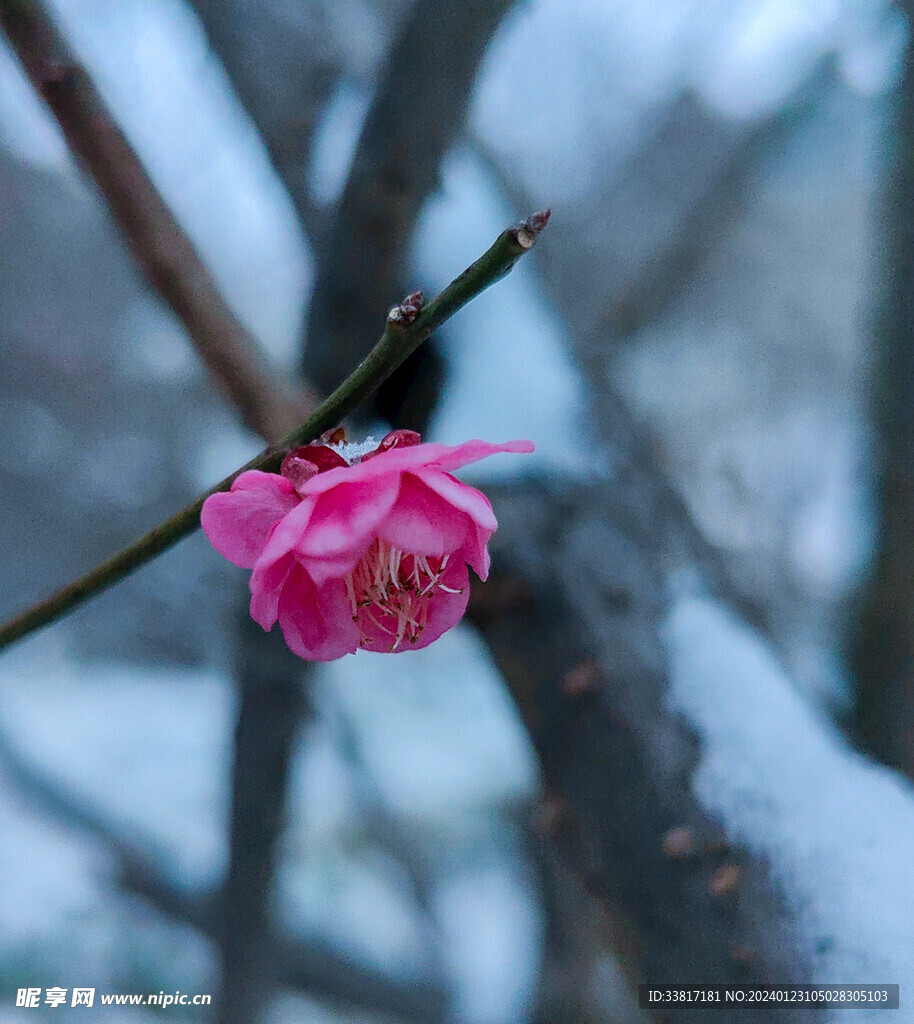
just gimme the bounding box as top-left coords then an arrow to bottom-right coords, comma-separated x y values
302,0 -> 518,430
216,612 -> 308,1024
852,12 -> 914,777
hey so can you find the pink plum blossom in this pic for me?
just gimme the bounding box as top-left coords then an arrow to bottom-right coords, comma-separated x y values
201,430 -> 535,660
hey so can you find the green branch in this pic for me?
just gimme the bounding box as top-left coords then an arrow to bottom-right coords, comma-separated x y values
0,212 -> 549,653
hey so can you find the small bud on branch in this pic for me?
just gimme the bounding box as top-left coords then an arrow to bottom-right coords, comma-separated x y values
387,291 -> 425,326
515,208 -> 551,250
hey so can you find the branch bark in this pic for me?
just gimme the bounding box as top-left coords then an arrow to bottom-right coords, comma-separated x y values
851,32 -> 914,776
0,0 -> 314,443
461,104 -> 855,1000
469,478 -> 817,1018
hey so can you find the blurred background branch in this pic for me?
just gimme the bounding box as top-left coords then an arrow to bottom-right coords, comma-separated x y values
302,0 -> 518,431
0,719 -> 449,1023
852,9 -> 914,778
0,0 -> 313,444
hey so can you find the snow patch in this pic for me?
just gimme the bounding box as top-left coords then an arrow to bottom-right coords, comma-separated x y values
665,595 -> 914,1015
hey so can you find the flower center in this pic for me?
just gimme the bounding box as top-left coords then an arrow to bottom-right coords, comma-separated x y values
343,538 -> 462,652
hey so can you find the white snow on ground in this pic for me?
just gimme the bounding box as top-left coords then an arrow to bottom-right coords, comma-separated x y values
274,626 -> 545,1024
0,635 -> 542,1024
434,857 -> 542,1024
0,648 -> 233,889
665,595 -> 914,1019
319,626 -> 539,822
0,652 -> 217,1017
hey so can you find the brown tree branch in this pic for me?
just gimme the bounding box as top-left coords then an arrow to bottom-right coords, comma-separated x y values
456,126 -> 824,999
0,0 -> 316,443
469,479 -> 817,1019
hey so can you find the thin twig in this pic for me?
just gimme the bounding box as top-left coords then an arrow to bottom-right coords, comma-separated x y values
0,212 -> 549,653
0,0 -> 314,443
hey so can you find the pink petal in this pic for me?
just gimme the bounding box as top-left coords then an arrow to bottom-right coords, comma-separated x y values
297,439 -> 534,498
461,522 -> 493,581
428,439 -> 535,473
300,443 -> 447,495
247,498 -> 317,627
377,472 -> 469,558
277,566 -> 359,661
411,468 -> 497,530
256,496 -> 315,565
249,550 -> 296,630
296,475 -> 400,585
201,470 -> 299,568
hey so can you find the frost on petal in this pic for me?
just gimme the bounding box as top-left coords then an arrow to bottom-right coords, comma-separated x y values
277,565 -> 359,661
298,443 -> 441,495
302,439 -> 533,493
200,470 -> 299,568
377,472 -> 470,558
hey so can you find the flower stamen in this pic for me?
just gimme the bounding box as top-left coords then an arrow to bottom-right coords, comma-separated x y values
343,538 -> 458,649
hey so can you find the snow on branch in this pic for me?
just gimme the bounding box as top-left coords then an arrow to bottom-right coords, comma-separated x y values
667,596 -> 914,1003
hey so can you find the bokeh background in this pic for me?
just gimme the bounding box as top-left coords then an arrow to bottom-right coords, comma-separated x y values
1,0 -> 912,1020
